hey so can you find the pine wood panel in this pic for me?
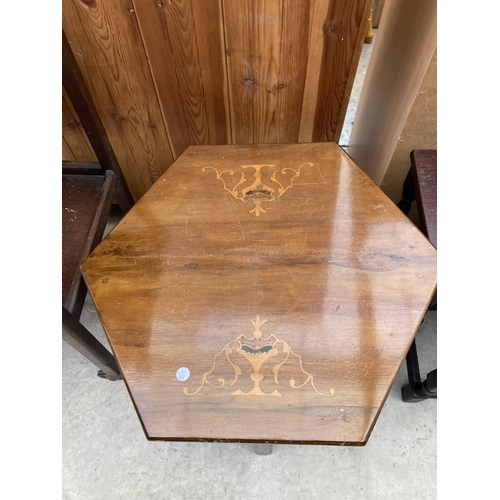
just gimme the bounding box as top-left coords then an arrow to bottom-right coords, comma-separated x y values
62,0 -> 174,201
62,88 -> 97,162
278,0 -> 312,142
222,0 -> 283,144
62,137 -> 76,161
133,0 -> 230,158
298,0 -> 331,142
299,0 -> 371,142
222,0 -> 369,144
62,0 -> 370,200
312,0 -> 372,142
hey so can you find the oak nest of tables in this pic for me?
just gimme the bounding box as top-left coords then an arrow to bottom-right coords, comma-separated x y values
81,143 -> 436,446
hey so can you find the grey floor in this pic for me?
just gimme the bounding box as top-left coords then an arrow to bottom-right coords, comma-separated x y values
63,29 -> 438,499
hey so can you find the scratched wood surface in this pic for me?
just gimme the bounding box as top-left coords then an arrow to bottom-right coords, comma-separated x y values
82,142 -> 437,445
63,0 -> 371,200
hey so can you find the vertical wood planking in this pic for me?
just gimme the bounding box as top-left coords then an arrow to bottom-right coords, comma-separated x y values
63,0 -> 371,195
312,0 -> 371,142
298,0 -> 369,143
332,0 -> 372,144
298,0 -> 331,142
62,88 -> 98,161
223,0 -> 282,144
133,0 -> 230,159
278,0 -> 311,143
190,0 -> 231,145
62,0 -> 174,201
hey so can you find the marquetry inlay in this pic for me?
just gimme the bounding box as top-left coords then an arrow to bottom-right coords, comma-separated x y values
184,316 -> 335,397
202,162 -> 313,217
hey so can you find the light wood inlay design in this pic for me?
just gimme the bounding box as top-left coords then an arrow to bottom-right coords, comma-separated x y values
82,142 -> 437,445
184,315 -> 335,397
202,162 -> 314,217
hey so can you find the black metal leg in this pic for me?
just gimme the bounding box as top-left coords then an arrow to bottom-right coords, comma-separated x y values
426,369 -> 437,393
62,306 -> 122,381
397,168 -> 416,215
401,340 -> 437,402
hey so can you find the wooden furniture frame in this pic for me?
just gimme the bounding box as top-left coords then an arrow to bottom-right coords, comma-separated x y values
62,30 -> 134,380
397,149 -> 437,402
62,169 -> 121,380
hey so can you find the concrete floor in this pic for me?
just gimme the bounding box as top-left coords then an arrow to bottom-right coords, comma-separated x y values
63,28 -> 438,499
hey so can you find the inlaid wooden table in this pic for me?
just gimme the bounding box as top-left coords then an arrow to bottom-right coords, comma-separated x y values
82,143 -> 437,446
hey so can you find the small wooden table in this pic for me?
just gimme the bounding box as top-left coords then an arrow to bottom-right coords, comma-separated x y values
82,143 -> 436,446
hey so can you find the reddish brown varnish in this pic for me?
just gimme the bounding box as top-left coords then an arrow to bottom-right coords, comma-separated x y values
411,149 -> 437,248
82,143 -> 436,445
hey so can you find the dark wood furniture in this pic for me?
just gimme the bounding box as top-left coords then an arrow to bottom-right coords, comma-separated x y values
62,30 -> 134,380
81,142 -> 436,445
397,149 -> 437,402
62,169 -> 121,380
397,150 -> 437,247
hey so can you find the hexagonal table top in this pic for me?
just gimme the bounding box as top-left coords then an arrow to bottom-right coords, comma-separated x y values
82,143 -> 436,445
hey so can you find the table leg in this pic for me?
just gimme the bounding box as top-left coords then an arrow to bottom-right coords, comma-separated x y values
397,168 -> 416,215
252,444 -> 273,455
401,340 -> 437,402
365,6 -> 374,44
62,306 -> 122,381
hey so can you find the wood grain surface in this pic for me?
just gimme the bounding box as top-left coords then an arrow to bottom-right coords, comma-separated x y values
62,87 -> 97,162
62,0 -> 174,201
298,0 -> 331,142
312,0 -> 372,142
223,0 -> 283,144
411,149 -> 437,248
134,0 -> 230,157
82,142 -> 436,445
62,138 -> 75,162
63,0 -> 370,198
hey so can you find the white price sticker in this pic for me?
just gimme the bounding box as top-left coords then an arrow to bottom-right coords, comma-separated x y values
176,367 -> 190,382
